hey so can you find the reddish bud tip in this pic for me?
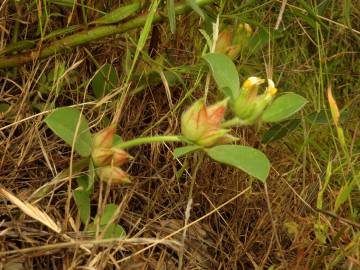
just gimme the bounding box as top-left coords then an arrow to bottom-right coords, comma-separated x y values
111,147 -> 130,166
91,147 -> 114,167
93,127 -> 116,149
181,99 -> 233,147
97,166 -> 131,184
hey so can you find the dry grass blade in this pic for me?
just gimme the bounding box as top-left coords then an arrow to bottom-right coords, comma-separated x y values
0,188 -> 61,233
327,85 -> 340,128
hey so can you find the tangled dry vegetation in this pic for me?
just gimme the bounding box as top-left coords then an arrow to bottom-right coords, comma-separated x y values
1,1 -> 360,269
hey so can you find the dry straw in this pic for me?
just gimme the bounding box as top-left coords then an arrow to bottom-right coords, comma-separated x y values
0,188 -> 61,233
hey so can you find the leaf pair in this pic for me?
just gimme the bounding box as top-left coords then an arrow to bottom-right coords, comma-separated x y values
203,53 -> 308,123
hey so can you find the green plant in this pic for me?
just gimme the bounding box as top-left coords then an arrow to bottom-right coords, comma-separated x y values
43,49 -> 308,236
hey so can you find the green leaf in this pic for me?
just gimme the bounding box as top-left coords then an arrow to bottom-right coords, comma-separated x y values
203,53 -> 240,100
334,183 -> 353,213
247,28 -> 283,54
173,145 -> 202,159
306,109 -> 347,125
295,0 -> 327,29
290,9 -> 317,30
0,103 -> 10,113
163,70 -> 181,87
73,187 -> 90,225
103,224 -> 126,239
137,1 -> 159,52
87,223 -> 126,239
45,107 -> 92,157
98,203 -> 118,226
261,93 -> 308,123
314,222 -> 328,244
90,203 -> 126,238
306,109 -> 331,124
48,61 -> 65,83
76,175 -> 89,190
261,119 -> 301,144
186,0 -> 205,19
38,61 -> 66,94
199,29 -> 212,49
91,2 -> 140,25
207,145 -> 270,182
316,0 -> 331,16
125,0 -> 159,82
343,0 -> 351,28
203,14 -> 215,37
167,0 -> 176,33
317,161 -> 332,210
91,64 -> 118,98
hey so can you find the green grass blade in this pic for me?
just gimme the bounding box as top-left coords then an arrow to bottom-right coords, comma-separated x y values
167,0 -> 176,33
90,2 -> 141,25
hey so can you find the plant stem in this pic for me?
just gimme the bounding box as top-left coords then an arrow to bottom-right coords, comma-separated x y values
115,135 -> 183,149
0,0 -> 215,69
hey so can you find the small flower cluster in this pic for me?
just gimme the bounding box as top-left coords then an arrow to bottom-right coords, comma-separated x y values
91,127 -> 131,184
181,77 -> 277,147
232,77 -> 277,124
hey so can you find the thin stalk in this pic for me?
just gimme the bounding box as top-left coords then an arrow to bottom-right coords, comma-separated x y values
0,0 -> 215,69
115,135 -> 183,149
178,152 -> 204,270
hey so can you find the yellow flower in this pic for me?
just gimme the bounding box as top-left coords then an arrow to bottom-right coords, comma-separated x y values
265,79 -> 277,97
232,76 -> 265,120
232,78 -> 278,124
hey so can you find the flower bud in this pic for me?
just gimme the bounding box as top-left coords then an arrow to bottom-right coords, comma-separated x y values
97,166 -> 130,184
93,127 -> 116,149
111,147 -> 130,166
206,98 -> 228,128
215,23 -> 253,59
181,99 -> 209,142
197,128 -> 238,147
91,147 -> 114,167
215,29 -> 232,54
181,99 -> 235,147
